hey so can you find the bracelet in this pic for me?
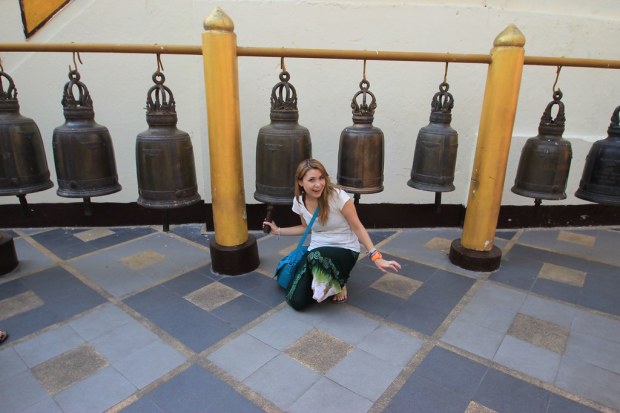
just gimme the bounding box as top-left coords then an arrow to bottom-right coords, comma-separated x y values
276,227 -> 281,239
368,248 -> 377,257
371,251 -> 383,262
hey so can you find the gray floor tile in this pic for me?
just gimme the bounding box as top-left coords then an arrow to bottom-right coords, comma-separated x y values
53,367 -> 137,413
14,324 -> 85,368
142,364 -> 263,413
571,310 -> 620,344
414,347 -> 488,398
11,238 -> 55,277
565,331 -> 620,374
19,397 -> 63,413
474,368 -> 550,413
69,304 -> 135,341
493,335 -> 561,383
326,348 -> 403,401
71,233 -> 208,297
547,394 -> 603,413
288,377 -> 373,413
0,370 -> 50,413
113,340 -> 186,389
441,316 -> 505,359
90,321 -> 159,363
357,325 -> 423,368
207,333 -> 279,381
311,306 -> 380,345
210,294 -> 271,328
246,308 -> 314,351
244,353 -> 320,409
556,355 -> 620,411
387,300 -> 449,335
0,346 -> 29,382
518,294 -> 577,328
349,286 -> 403,318
387,374 -> 470,413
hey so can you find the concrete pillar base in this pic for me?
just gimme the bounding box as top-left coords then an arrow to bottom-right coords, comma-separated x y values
449,238 -> 501,272
210,235 -> 259,275
0,232 -> 19,275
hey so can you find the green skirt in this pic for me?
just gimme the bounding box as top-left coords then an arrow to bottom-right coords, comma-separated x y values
285,246 -> 359,311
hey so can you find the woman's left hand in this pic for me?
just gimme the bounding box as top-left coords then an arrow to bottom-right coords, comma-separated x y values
375,258 -> 401,273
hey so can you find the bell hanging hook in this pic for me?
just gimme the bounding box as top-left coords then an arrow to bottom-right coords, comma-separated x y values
443,62 -> 449,84
280,56 -> 287,72
552,65 -> 562,95
156,53 -> 164,74
363,59 -> 367,82
69,51 -> 83,73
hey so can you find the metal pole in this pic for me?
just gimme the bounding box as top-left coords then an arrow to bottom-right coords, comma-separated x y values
449,24 -> 526,272
201,6 -> 258,275
2,43 -> 619,69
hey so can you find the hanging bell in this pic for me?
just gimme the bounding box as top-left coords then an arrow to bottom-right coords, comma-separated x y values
0,67 -> 53,211
136,72 -> 201,229
52,69 -> 121,215
337,79 -> 384,197
511,90 -> 572,203
407,81 -> 458,209
575,105 -> 620,206
255,69 -> 311,233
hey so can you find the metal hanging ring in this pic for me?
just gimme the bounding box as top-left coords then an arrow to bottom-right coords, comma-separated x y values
359,79 -> 370,91
279,70 -> 290,82
152,71 -> 166,85
439,81 -> 450,92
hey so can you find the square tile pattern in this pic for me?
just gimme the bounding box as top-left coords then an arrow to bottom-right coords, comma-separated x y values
1,226 -> 619,413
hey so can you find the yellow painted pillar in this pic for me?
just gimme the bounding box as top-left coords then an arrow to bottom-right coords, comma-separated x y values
201,7 -> 259,275
449,24 -> 525,271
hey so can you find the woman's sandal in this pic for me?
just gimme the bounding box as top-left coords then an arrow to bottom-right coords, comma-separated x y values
0,330 -> 8,345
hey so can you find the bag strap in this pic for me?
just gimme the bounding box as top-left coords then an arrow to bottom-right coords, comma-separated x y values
296,207 -> 319,249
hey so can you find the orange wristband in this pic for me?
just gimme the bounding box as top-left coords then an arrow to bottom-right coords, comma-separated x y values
371,252 -> 383,262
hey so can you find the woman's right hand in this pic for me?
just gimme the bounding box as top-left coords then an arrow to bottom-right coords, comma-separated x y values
262,220 -> 278,235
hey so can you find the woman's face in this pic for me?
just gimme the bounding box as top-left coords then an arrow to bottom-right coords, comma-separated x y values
299,168 -> 325,200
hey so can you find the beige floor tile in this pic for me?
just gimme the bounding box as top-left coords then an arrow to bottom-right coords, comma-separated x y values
424,237 -> 452,252
184,282 -> 241,312
371,273 -> 422,299
557,230 -> 596,247
286,329 -> 352,374
74,228 -> 115,242
508,313 -> 569,353
538,263 -> 586,288
120,250 -> 166,270
0,291 -> 44,321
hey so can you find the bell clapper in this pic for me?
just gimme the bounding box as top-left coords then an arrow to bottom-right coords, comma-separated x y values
263,204 -> 274,234
83,197 -> 93,216
353,193 -> 361,206
17,195 -> 29,215
434,192 -> 442,214
162,210 -> 170,232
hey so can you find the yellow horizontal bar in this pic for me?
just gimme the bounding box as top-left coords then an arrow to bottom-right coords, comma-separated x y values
1,43 -> 619,69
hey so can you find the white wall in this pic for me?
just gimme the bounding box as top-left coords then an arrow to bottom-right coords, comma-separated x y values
1,0 -> 619,208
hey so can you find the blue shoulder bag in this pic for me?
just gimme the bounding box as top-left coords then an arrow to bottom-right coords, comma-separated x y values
275,207 -> 319,289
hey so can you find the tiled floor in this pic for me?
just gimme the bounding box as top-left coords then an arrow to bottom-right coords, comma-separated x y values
1,225 -> 619,412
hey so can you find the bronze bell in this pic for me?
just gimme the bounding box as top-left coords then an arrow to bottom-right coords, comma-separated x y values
337,79 -> 384,198
408,81 -> 458,210
136,72 -> 201,230
511,90 -> 572,203
0,67 -> 53,211
52,69 -> 121,215
255,70 -> 311,230
575,105 -> 620,205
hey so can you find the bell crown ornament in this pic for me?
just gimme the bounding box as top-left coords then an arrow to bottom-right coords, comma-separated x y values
270,70 -> 299,121
61,69 -> 95,120
607,106 -> 620,138
0,70 -> 19,112
429,82 -> 454,124
145,72 -> 178,126
351,80 -> 377,124
538,89 -> 565,136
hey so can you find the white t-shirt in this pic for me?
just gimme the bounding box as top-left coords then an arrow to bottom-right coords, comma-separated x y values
292,188 -> 360,253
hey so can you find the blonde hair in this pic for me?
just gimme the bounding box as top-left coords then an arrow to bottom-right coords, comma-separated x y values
294,159 -> 335,225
